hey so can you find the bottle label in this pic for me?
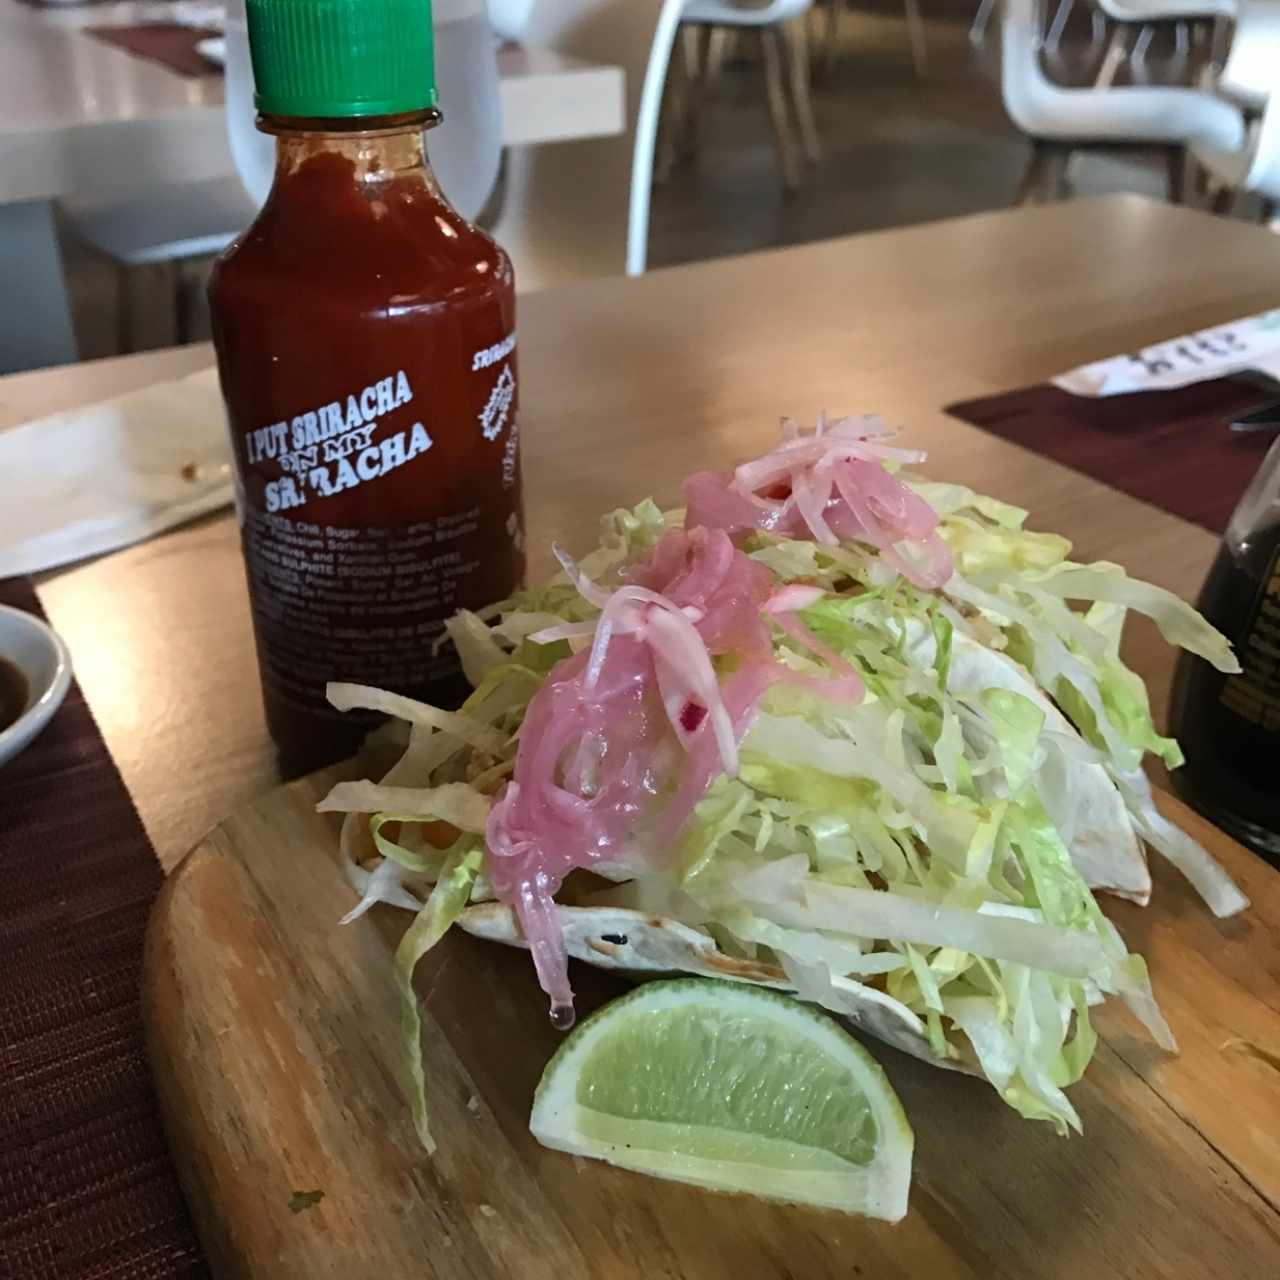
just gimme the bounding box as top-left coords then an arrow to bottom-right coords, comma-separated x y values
245,368 -> 429,512
233,349 -> 524,717
1219,541 -> 1280,731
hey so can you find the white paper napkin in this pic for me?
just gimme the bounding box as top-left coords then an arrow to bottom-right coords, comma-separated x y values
0,367 -> 233,579
141,2 -> 228,29
1052,307 -> 1280,397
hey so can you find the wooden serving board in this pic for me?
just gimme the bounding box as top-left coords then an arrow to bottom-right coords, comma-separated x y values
144,772 -> 1280,1279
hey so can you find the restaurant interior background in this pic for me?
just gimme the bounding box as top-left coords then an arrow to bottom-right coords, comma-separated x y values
6,2 -> 1280,1276
4,0 -> 1276,373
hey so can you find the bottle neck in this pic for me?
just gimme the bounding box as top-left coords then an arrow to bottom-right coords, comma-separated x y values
260,109 -> 440,188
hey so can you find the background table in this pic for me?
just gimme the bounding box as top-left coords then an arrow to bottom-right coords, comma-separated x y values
0,1 -> 626,204
3,194 -> 1279,872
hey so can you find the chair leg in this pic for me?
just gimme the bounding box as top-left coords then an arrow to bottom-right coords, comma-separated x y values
970,0 -> 994,46
820,0 -> 841,79
1210,185 -> 1236,217
1208,15 -> 1230,70
1014,142 -> 1071,206
784,17 -> 821,164
1094,28 -> 1128,88
1165,146 -> 1187,205
903,0 -> 928,78
679,24 -> 713,161
1189,151 -> 1209,205
173,260 -> 192,346
1260,198 -> 1277,225
759,28 -> 801,192
653,40 -> 685,184
1130,23 -> 1154,80
1014,143 -> 1050,206
706,26 -> 729,81
116,263 -> 134,356
1050,148 -> 1074,200
1045,0 -> 1074,54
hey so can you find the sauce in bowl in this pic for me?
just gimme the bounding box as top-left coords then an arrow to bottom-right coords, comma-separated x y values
0,656 -> 29,733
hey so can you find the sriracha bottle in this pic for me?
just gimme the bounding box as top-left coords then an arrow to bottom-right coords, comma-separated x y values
209,0 -> 523,774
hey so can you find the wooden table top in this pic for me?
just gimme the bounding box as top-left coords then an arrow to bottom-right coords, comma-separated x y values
7,193 -> 1280,872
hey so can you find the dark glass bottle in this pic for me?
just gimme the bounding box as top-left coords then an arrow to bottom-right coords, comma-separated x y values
1168,438 -> 1280,862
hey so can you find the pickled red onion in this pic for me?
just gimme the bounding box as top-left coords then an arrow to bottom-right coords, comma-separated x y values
484,527 -> 865,1025
685,415 -> 954,589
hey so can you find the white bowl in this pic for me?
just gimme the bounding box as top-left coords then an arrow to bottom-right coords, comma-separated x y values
0,605 -> 72,768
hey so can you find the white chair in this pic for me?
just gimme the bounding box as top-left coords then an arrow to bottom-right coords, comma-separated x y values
1001,0 -> 1245,203
492,0 -> 817,284
1201,0 -> 1280,112
486,0 -> 671,290
1193,75 -> 1280,218
672,2 -> 820,192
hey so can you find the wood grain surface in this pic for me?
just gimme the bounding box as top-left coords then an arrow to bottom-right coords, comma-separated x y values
143,773 -> 1280,1280
12,196 -> 1280,869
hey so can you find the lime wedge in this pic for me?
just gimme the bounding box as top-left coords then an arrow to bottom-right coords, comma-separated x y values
529,978 -> 913,1220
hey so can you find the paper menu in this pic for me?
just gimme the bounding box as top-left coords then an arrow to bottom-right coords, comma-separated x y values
1052,308 -> 1280,397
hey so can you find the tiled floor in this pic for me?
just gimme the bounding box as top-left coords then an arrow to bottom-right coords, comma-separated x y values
58,8 -> 1226,362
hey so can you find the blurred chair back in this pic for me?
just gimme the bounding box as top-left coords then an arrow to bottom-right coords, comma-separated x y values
1244,99 -> 1280,200
224,0 -> 502,223
1193,77 -> 1280,201
487,0 -> 670,291
1001,0 -> 1243,148
1215,3 -> 1280,112
224,0 -> 274,207
1093,0 -> 1235,19
1000,0 -> 1047,138
432,0 -> 504,222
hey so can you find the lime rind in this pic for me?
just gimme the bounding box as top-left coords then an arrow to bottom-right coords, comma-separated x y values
530,978 -> 913,1221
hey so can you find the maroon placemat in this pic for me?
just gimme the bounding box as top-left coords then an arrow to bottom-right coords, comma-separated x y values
10,1 -> 118,9
946,378 -> 1276,535
85,24 -> 222,79
0,578 -> 206,1278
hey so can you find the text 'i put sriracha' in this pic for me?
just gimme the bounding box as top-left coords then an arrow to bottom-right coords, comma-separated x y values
246,369 -> 434,512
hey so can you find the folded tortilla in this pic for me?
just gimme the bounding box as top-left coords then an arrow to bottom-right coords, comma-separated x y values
457,901 -> 977,1074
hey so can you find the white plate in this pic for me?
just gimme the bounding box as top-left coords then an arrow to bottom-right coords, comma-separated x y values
0,606 -> 72,769
195,36 -> 227,68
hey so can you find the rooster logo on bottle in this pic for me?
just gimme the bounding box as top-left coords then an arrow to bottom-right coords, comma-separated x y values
480,364 -> 516,442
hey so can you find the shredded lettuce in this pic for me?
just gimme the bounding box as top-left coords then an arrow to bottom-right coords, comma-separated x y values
322,477 -> 1247,1146
395,840 -> 483,1151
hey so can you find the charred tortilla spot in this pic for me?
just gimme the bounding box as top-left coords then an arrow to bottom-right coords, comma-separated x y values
700,949 -> 787,984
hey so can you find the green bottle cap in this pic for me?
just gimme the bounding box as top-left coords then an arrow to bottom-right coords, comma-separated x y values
246,0 -> 436,119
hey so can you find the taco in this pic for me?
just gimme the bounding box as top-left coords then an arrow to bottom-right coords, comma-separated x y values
320,415 -> 1246,1149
